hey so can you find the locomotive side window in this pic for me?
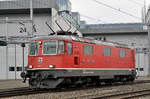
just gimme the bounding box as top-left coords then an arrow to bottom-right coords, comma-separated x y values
43,41 -> 57,55
103,47 -> 111,56
29,42 -> 38,56
119,49 -> 126,58
58,41 -> 65,54
67,43 -> 72,55
83,45 -> 93,55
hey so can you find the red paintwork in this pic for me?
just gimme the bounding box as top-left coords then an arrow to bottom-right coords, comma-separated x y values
28,39 -> 135,70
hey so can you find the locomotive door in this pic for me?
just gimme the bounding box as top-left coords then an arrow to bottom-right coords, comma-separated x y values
67,42 -> 80,67
73,44 -> 80,67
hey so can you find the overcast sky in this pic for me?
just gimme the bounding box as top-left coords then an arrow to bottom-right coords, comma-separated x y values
70,0 -> 150,24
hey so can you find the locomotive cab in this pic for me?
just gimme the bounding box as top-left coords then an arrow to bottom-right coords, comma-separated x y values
21,39 -> 70,88
27,40 -> 65,70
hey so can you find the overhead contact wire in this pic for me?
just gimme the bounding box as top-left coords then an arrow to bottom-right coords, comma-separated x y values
92,0 -> 141,20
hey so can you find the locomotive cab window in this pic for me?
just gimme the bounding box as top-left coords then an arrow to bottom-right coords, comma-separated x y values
29,42 -> 38,56
67,43 -> 72,55
83,45 -> 93,55
119,49 -> 126,58
58,41 -> 65,54
103,47 -> 111,56
43,41 -> 57,55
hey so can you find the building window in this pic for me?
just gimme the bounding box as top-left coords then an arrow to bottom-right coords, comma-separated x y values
9,67 -> 24,71
9,67 -> 15,71
103,47 -> 111,56
139,68 -> 144,71
17,67 -> 22,71
142,48 -> 147,50
136,68 -> 144,71
83,45 -> 93,55
67,43 -> 72,55
119,49 -> 126,58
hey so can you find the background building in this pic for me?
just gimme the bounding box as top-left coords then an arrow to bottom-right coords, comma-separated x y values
0,0 -> 80,38
72,12 -> 80,29
80,21 -> 86,29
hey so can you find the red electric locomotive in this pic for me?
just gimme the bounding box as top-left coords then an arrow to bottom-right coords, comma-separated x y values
21,35 -> 136,89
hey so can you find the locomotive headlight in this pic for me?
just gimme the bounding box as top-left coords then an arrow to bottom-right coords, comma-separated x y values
39,41 -> 42,45
49,65 -> 54,68
29,65 -> 33,69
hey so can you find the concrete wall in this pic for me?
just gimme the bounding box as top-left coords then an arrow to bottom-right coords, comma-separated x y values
0,46 -> 6,79
135,52 -> 149,76
0,13 -> 52,37
88,34 -> 148,48
80,23 -> 147,34
0,44 -> 28,80
0,0 -> 58,10
0,8 -> 82,39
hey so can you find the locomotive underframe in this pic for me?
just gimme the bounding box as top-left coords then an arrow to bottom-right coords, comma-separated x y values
25,69 -> 136,89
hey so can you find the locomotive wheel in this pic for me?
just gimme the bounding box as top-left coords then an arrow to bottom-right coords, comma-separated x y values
121,77 -> 128,84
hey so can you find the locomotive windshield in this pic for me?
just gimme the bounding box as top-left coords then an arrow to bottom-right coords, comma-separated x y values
43,41 -> 65,55
43,41 -> 57,55
29,42 -> 38,56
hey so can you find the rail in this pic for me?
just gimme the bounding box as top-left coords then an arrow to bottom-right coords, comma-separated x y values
93,89 -> 150,99
0,80 -> 150,98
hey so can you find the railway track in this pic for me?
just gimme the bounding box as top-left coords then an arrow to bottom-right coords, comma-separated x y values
0,80 -> 150,98
69,89 -> 150,99
0,88 -> 38,97
97,89 -> 150,99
